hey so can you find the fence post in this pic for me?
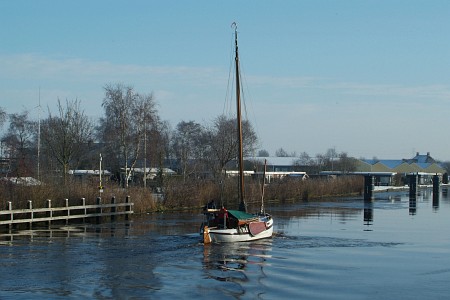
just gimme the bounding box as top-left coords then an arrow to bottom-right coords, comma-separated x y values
111,196 -> 116,221
65,198 -> 69,225
47,199 -> 52,227
81,198 -> 86,221
96,197 -> 101,224
27,200 -> 33,230
7,201 -> 12,232
125,196 -> 130,221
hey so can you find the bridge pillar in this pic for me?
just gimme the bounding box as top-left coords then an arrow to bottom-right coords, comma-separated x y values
364,175 -> 374,201
433,174 -> 440,207
408,174 -> 418,201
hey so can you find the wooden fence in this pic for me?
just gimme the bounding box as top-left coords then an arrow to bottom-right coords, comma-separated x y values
0,196 -> 133,228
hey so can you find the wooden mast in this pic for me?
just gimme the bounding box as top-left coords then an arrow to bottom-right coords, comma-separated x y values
233,23 -> 246,212
261,159 -> 267,214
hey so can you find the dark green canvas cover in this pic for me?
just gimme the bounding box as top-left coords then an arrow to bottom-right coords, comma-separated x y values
227,210 -> 256,221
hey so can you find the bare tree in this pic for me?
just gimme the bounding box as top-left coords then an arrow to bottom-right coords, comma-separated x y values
172,120 -> 204,181
315,153 -> 327,173
335,152 -> 357,173
205,115 -> 258,175
275,147 -> 289,157
325,147 -> 337,171
2,110 -> 35,177
296,151 -> 314,166
257,149 -> 270,157
152,120 -> 171,184
41,99 -> 94,185
0,107 -> 6,127
0,107 -> 7,173
99,83 -> 157,188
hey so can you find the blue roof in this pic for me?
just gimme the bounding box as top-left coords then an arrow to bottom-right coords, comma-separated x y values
412,154 -> 432,164
379,160 -> 404,168
415,162 -> 431,169
361,153 -> 444,173
408,153 -> 436,164
363,159 -> 378,165
361,159 -> 404,168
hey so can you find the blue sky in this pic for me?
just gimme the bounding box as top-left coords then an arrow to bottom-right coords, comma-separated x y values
1,1 -> 450,160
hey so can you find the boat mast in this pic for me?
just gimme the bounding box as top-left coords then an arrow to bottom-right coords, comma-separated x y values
233,23 -> 246,212
261,159 -> 267,214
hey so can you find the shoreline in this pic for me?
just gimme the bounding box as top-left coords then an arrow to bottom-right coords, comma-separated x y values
374,183 -> 450,193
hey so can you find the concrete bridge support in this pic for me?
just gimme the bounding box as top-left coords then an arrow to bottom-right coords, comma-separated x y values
433,174 -> 440,207
364,175 -> 374,201
408,174 -> 418,201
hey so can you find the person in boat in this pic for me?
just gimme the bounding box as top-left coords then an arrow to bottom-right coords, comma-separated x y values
203,200 -> 219,228
203,200 -> 216,211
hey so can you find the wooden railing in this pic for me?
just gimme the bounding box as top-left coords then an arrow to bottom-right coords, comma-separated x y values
0,196 -> 133,228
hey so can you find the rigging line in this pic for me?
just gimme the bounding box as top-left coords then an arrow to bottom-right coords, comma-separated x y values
222,31 -> 236,118
236,50 -> 261,157
240,69 -> 255,122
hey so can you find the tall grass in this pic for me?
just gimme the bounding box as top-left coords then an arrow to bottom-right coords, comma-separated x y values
0,176 -> 363,213
264,176 -> 363,203
159,175 -> 363,211
0,178 -> 157,213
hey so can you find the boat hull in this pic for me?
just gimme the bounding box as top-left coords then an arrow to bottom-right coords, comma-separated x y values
204,218 -> 273,243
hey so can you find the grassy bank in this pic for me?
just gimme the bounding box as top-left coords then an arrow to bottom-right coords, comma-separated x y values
0,176 -> 364,213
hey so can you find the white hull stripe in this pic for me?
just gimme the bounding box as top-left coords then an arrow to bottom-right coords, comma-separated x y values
209,224 -> 273,236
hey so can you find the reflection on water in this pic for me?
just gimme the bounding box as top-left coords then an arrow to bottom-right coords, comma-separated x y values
363,202 -> 373,228
0,224 -> 131,244
409,198 -> 417,215
202,241 -> 272,298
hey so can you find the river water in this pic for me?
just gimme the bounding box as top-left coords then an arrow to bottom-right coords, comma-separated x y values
1,187 -> 450,299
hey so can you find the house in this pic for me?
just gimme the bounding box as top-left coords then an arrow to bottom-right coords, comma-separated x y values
0,177 -> 42,186
355,152 -> 446,185
245,156 -> 302,172
131,167 -> 176,180
231,157 -> 308,182
69,169 -> 112,186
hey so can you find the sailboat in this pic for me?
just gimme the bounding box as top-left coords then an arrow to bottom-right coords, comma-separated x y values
201,24 -> 274,244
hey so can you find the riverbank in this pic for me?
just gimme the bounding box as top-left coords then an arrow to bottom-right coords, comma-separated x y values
0,176 -> 364,213
5,177 -> 444,214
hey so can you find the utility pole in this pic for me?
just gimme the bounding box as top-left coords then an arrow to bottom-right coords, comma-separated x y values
144,116 -> 147,188
99,153 -> 103,196
36,87 -> 41,181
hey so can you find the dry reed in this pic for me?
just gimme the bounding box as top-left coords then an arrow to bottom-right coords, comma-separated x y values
0,176 -> 363,213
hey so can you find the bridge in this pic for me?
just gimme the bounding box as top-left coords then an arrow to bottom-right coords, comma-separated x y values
363,173 -> 441,201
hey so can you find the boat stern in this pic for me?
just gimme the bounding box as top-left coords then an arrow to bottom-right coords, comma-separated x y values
203,225 -> 212,244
